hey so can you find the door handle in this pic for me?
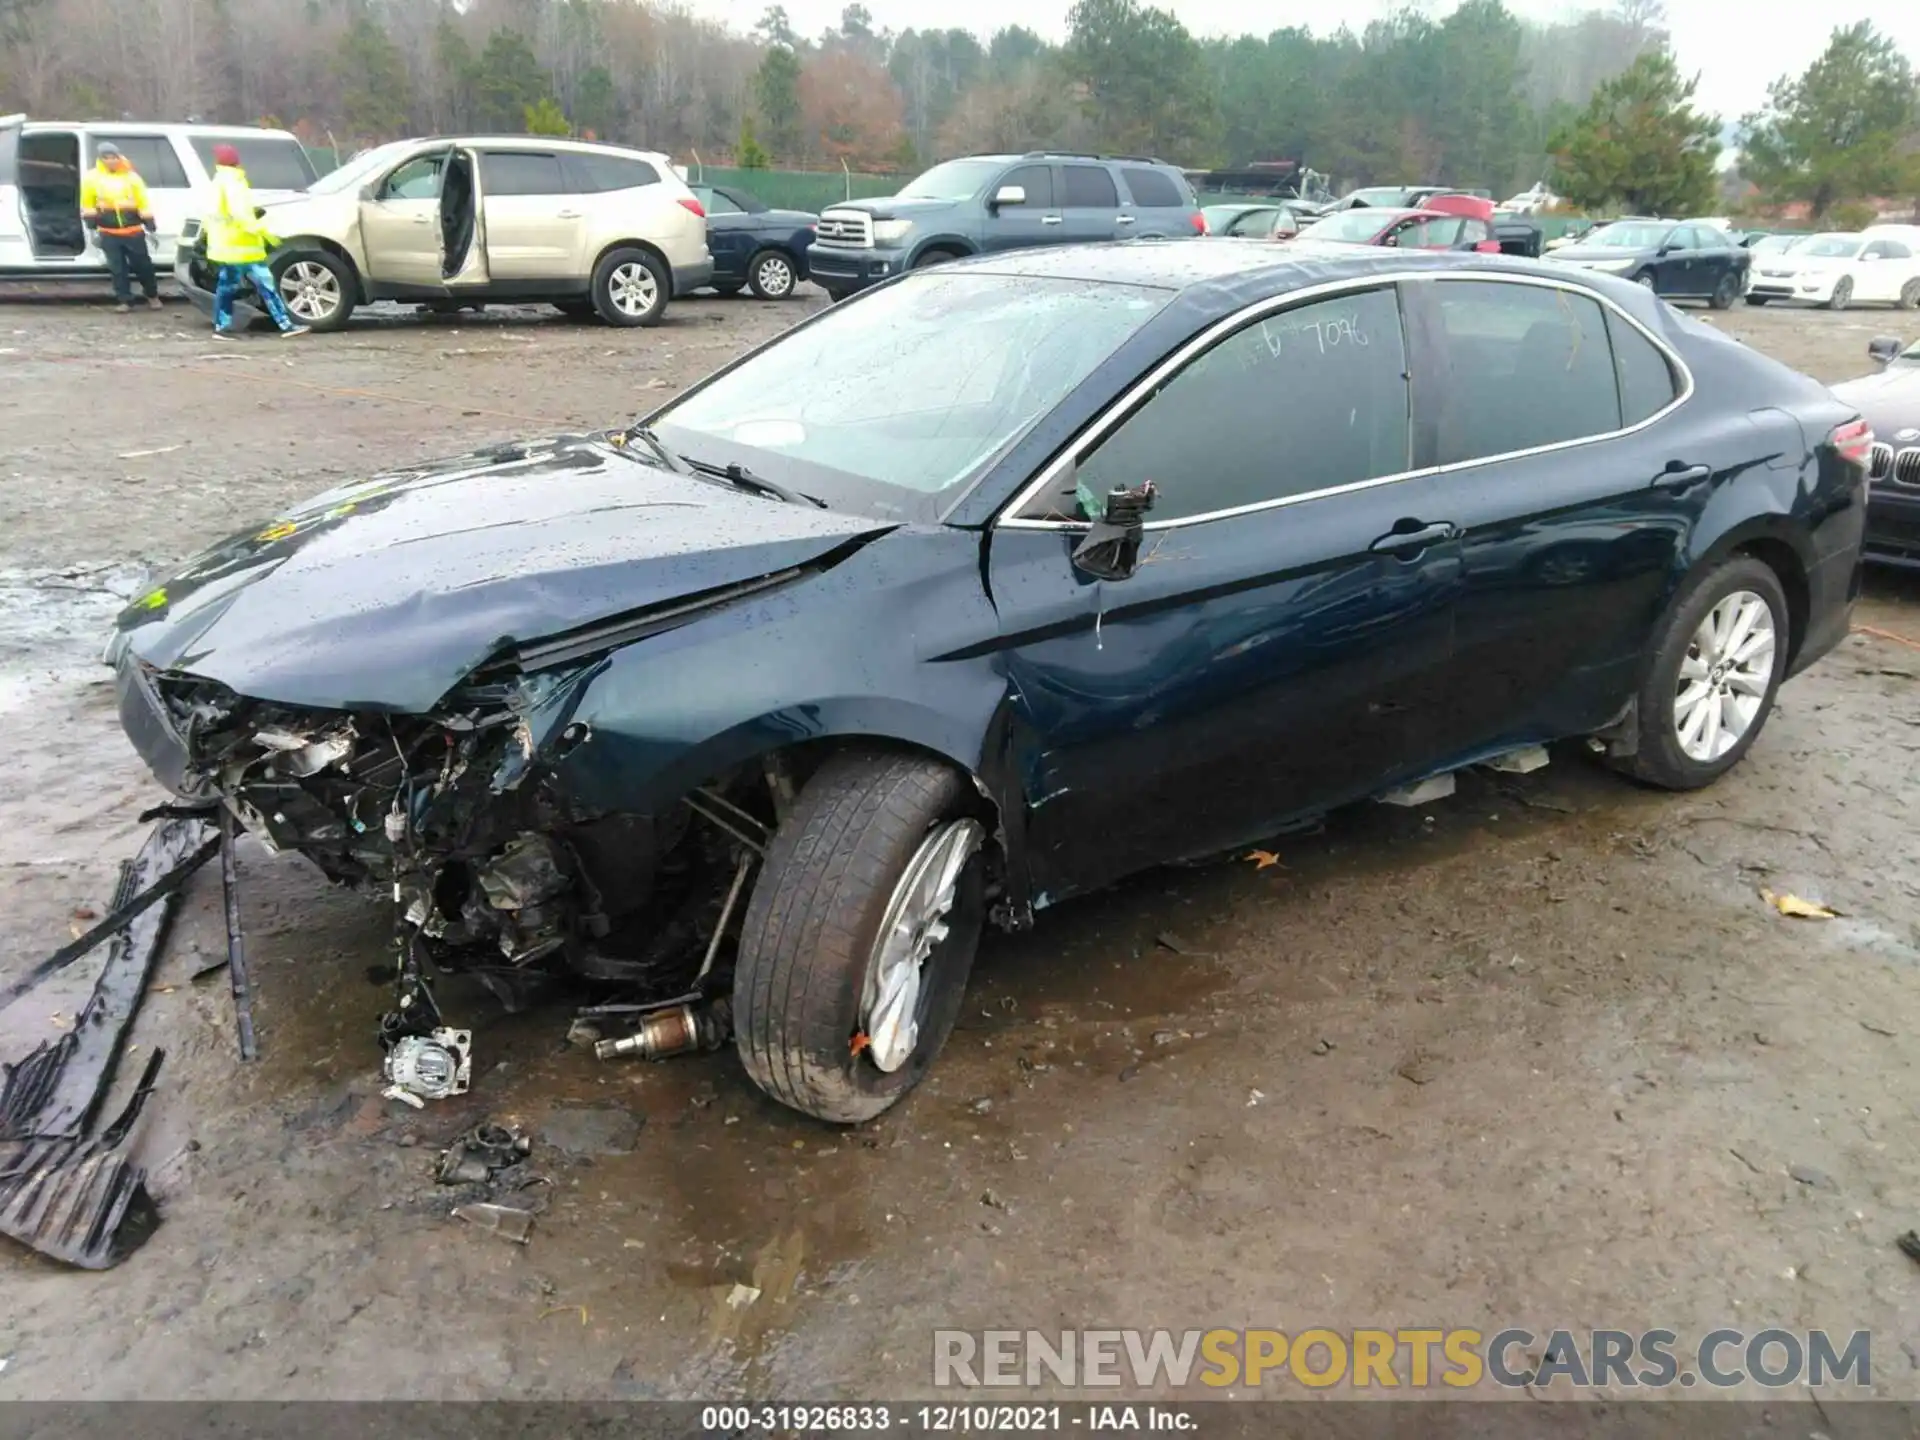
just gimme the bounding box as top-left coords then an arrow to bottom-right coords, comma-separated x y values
1369,520 -> 1458,555
1651,462 -> 1711,490
411,216 -> 432,225
1041,215 -> 1064,225
556,210 -> 581,219
1116,215 -> 1136,225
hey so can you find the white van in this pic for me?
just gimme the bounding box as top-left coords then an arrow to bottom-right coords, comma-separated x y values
0,116 -> 318,283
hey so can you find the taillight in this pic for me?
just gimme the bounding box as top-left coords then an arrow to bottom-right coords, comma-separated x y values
1190,212 -> 1208,235
1831,418 -> 1873,468
678,197 -> 706,219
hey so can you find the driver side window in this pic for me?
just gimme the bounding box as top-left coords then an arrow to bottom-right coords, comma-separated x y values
1059,287 -> 1412,524
380,155 -> 443,201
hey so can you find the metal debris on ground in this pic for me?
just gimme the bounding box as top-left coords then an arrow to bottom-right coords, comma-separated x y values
0,818 -> 212,1268
452,1201 -> 536,1245
592,998 -> 731,1062
436,1122 -> 532,1186
726,1283 -> 761,1310
217,809 -> 257,1060
381,1028 -> 472,1108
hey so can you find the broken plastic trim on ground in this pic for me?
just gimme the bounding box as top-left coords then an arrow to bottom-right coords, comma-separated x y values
0,818 -> 214,1269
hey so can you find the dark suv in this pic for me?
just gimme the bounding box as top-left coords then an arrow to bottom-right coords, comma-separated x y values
805,151 -> 1203,298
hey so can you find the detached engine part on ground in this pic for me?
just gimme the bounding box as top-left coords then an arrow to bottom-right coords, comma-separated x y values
0,818 -> 212,1268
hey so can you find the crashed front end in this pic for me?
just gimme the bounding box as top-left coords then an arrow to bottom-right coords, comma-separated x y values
114,644 -> 750,1042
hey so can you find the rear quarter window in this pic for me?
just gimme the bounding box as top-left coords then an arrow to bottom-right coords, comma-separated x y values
1606,309 -> 1681,426
190,137 -> 317,191
1120,167 -> 1183,209
567,152 -> 661,193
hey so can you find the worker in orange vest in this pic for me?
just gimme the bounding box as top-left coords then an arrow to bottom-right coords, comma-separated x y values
80,142 -> 163,313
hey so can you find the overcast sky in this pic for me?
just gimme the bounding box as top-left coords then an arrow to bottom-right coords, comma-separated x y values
685,0 -> 1920,122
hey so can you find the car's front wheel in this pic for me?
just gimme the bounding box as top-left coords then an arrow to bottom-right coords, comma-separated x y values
1826,277 -> 1853,311
273,251 -> 356,332
1613,556 -> 1788,790
733,750 -> 987,1124
1635,272 -> 1657,291
1709,272 -> 1740,310
748,248 -> 797,300
591,248 -> 670,327
1744,294 -> 1770,306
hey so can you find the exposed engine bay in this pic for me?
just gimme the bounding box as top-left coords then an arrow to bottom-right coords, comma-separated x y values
148,661 -> 779,1077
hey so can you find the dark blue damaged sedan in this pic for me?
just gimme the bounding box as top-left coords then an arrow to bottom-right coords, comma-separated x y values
108,241 -> 1870,1123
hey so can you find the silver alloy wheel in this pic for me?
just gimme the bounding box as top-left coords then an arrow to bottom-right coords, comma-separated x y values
280,261 -> 341,323
1636,272 -> 1656,289
755,253 -> 794,297
860,818 -> 984,1074
609,261 -> 659,319
1674,589 -> 1776,763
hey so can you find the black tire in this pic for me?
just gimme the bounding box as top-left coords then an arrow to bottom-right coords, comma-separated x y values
913,247 -> 961,270
822,284 -> 857,303
1709,272 -> 1740,310
734,750 -> 987,1124
712,282 -> 745,298
747,248 -> 799,300
591,247 -> 670,327
1744,294 -> 1770,306
1901,279 -> 1920,310
1611,556 -> 1789,791
271,250 -> 356,332
1635,272 -> 1657,291
1825,277 -> 1852,311
553,299 -> 596,319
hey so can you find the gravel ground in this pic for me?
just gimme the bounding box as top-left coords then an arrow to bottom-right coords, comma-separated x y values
1,283 -> 1918,1401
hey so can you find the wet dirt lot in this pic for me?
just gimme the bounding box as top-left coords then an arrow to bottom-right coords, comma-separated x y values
2,286 -> 1919,1401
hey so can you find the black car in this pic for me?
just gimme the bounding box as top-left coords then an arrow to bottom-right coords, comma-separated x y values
691,183 -> 816,300
1550,219 -> 1752,308
1833,333 -> 1920,567
107,242 -> 1868,1123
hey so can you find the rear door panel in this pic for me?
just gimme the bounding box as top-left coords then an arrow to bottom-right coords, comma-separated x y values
0,115 -> 28,269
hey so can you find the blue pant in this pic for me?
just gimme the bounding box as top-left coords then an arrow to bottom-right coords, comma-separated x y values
213,262 -> 297,332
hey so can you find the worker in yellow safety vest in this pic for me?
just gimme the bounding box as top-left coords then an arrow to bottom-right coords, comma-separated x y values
205,143 -> 308,339
79,142 -> 162,313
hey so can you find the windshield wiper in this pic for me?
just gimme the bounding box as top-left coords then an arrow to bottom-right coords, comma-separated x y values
683,455 -> 827,508
609,424 -> 693,475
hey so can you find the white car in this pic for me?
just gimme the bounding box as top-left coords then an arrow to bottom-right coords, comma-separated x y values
1,115 -> 316,284
1744,231 -> 1920,310
1500,183 -> 1561,215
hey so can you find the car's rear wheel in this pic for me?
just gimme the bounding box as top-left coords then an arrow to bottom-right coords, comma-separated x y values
747,248 -> 797,300
1826,277 -> 1853,311
591,248 -> 670,327
1709,272 -> 1740,310
1612,556 -> 1789,791
1744,294 -> 1770,306
273,251 -> 355,332
1635,272 -> 1657,291
1901,279 -> 1920,310
733,750 -> 987,1124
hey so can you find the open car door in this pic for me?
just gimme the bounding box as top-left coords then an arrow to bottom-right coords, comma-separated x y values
438,146 -> 488,289
0,115 -> 29,269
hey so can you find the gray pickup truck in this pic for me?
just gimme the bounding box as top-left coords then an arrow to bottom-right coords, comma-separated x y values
806,151 -> 1204,299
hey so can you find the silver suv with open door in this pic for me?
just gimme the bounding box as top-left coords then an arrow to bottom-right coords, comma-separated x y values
176,136 -> 714,330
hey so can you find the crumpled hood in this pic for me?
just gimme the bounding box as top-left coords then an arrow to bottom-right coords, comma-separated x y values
822,197 -> 960,224
110,435 -> 891,713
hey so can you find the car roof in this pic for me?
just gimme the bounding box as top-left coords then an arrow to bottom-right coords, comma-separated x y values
941,238 -> 1618,305
22,120 -> 302,140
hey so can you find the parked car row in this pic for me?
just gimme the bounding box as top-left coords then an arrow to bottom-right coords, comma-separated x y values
1833,331 -> 1920,567
1743,229 -> 1920,310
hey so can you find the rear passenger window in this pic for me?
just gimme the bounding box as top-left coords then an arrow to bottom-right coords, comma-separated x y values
1121,167 -> 1182,208
482,152 -> 567,196
1061,165 -> 1118,208
1071,287 -> 1410,522
97,136 -> 190,188
1427,280 -> 1621,464
998,164 -> 1054,208
189,137 -> 317,191
1606,308 -> 1680,426
570,153 -> 660,193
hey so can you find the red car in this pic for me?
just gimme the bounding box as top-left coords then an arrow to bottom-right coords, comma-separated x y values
1296,194 -> 1500,253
